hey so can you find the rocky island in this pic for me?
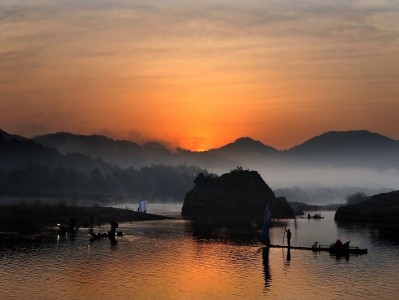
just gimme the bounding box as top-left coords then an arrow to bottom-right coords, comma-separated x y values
181,168 -> 294,222
335,190 -> 399,223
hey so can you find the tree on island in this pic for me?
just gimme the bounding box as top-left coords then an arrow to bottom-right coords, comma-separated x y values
346,192 -> 370,205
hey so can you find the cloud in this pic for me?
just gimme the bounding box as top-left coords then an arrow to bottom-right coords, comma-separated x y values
1,1 -> 398,148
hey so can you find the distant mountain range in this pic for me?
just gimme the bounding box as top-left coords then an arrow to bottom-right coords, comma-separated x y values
0,129 -> 204,201
30,130 -> 399,171
1,128 -> 399,172
32,132 -> 235,170
2,128 -> 398,202
0,129 -> 114,172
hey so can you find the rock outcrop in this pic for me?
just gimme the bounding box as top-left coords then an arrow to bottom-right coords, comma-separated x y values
335,190 -> 399,223
181,169 -> 294,220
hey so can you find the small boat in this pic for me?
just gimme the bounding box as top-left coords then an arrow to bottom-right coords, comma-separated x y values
327,246 -> 368,255
89,231 -> 108,240
266,241 -> 367,255
308,213 -> 324,219
89,230 -> 123,240
312,241 -> 367,255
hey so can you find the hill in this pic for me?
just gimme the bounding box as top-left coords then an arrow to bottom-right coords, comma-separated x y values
0,130 -> 112,172
34,132 -> 235,170
31,130 -> 399,171
34,132 -> 173,168
335,190 -> 399,223
181,168 -> 294,221
0,129 -> 204,202
285,130 -> 399,168
208,137 -> 280,168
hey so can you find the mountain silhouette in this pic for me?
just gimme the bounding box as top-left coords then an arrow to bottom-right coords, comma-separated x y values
33,132 -> 173,168
3,129 -> 399,171
285,130 -> 399,168
0,129 -> 205,201
211,137 -> 278,155
289,130 -> 398,154
208,137 -> 280,169
0,130 -> 113,172
2,128 -> 399,202
33,132 -> 236,170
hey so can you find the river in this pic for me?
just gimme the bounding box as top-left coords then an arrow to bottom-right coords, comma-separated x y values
0,205 -> 398,299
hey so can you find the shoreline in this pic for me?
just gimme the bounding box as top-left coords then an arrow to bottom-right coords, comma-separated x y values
0,203 -> 174,228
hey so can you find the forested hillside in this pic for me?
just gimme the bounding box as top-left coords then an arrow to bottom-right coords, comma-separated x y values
0,164 -> 203,202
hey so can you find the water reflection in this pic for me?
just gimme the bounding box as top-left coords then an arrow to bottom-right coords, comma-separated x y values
59,231 -> 77,242
185,217 -> 293,247
286,248 -> 291,262
282,248 -> 291,273
0,230 -> 58,252
262,247 -> 271,290
331,252 -> 350,261
110,237 -> 118,247
371,226 -> 399,246
1,210 -> 398,299
186,220 -> 261,246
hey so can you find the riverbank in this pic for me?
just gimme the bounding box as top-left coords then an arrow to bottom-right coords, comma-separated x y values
335,190 -> 399,223
0,202 -> 173,228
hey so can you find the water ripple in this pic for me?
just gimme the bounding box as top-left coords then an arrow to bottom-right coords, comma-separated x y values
0,214 -> 398,299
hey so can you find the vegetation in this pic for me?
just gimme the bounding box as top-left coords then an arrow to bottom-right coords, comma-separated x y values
346,192 -> 370,205
335,190 -> 399,223
0,163 -> 205,202
0,201 -> 172,227
288,202 -> 342,212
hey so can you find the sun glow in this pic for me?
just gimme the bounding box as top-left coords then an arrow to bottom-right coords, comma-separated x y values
1,1 -> 398,150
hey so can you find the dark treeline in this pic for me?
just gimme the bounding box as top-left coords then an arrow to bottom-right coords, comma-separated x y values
275,186 -> 391,205
0,163 -> 205,202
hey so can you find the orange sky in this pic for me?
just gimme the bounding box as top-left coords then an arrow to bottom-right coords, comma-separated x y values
1,1 -> 399,150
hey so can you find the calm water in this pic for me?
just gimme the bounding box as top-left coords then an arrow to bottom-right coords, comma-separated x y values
0,206 -> 398,300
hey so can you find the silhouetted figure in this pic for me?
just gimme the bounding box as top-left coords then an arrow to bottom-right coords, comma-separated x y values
110,220 -> 118,234
331,239 -> 347,258
308,213 -> 311,219
335,239 -> 342,249
343,240 -> 350,249
285,229 -> 291,248
89,215 -> 94,229
68,217 -> 78,232
107,220 -> 118,245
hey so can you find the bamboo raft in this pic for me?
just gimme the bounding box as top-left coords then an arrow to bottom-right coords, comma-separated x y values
266,244 -> 368,255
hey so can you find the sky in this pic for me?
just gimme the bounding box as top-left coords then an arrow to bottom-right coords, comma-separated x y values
1,0 -> 399,151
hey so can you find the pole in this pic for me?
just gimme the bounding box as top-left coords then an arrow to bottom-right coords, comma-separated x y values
282,221 -> 287,246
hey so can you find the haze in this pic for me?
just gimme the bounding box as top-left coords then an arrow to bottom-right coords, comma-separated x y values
1,0 -> 399,151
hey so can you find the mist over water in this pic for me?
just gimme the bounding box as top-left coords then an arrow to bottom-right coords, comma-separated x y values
206,165 -> 398,204
261,167 -> 399,189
